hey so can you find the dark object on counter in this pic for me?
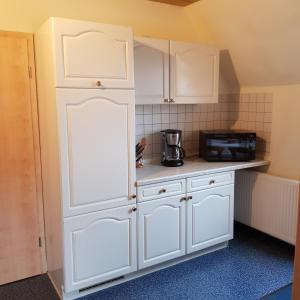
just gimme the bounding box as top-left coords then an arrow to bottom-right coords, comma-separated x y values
136,138 -> 147,168
200,130 -> 256,162
161,129 -> 185,167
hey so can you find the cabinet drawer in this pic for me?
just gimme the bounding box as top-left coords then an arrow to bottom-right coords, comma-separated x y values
187,171 -> 234,192
137,179 -> 186,202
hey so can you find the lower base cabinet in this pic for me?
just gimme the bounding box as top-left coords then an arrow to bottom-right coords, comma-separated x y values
138,196 -> 186,269
187,185 -> 234,253
63,205 -> 137,292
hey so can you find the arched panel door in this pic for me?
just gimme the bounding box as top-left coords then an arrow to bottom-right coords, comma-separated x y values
170,40 -> 219,104
52,18 -> 134,89
138,195 -> 186,269
187,185 -> 234,253
63,205 -> 137,292
134,37 -> 169,104
57,89 -> 135,217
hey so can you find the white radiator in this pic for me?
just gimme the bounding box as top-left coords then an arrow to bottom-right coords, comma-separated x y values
235,170 -> 299,245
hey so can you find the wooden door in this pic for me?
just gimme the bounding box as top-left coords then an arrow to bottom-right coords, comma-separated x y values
170,41 -> 219,104
63,205 -> 137,292
56,89 -> 136,217
0,31 -> 45,284
138,195 -> 186,269
52,18 -> 134,89
292,188 -> 300,299
134,37 -> 169,104
186,185 -> 234,253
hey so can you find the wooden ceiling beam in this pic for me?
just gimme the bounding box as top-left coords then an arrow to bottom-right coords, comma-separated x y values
149,0 -> 200,7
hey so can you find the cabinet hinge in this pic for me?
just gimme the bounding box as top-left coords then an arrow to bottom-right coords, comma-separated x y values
28,66 -> 32,79
38,237 -> 42,248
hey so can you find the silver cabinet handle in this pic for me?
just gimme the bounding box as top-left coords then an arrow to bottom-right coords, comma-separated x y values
129,207 -> 137,213
159,188 -> 167,194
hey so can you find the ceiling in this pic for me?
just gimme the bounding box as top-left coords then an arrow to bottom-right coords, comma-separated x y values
149,0 -> 200,7
186,0 -> 300,87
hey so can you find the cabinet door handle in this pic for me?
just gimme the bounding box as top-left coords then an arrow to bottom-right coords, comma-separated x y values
96,80 -> 102,87
169,98 -> 175,103
209,180 -> 215,185
159,188 -> 167,194
129,207 -> 137,213
164,98 -> 170,103
180,197 -> 187,202
187,196 -> 193,200
130,194 -> 137,199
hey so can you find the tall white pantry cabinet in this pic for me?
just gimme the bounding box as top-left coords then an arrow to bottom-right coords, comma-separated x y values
35,18 -> 136,298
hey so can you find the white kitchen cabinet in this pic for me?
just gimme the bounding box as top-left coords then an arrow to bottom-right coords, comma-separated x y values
52,18 -> 134,89
138,196 -> 186,269
186,185 -> 234,253
134,37 -> 219,104
170,41 -> 219,104
35,17 -> 136,299
63,205 -> 137,292
57,89 -> 136,217
134,37 -> 169,104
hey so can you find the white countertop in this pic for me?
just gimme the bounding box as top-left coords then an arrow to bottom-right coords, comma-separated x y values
136,158 -> 269,186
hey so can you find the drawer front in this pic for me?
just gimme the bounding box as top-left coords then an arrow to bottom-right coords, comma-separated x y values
137,179 -> 186,202
187,171 -> 234,192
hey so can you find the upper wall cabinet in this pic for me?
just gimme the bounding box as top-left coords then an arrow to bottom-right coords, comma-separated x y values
170,41 -> 219,104
134,37 -> 169,104
51,18 -> 134,89
134,37 -> 219,104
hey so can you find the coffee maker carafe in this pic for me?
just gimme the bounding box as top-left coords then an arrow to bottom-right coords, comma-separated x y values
161,129 -> 185,167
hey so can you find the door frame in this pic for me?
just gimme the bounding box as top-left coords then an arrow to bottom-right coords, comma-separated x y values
0,30 -> 47,274
293,187 -> 300,299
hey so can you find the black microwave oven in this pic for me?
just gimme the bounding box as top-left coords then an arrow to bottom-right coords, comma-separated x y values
199,130 -> 256,162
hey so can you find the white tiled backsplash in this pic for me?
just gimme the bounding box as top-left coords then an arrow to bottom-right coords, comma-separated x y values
135,93 -> 273,159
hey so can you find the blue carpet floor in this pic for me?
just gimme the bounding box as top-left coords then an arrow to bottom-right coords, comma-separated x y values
80,223 -> 294,300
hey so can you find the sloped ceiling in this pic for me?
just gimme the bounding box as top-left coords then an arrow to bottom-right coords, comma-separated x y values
149,0 -> 200,6
185,0 -> 300,87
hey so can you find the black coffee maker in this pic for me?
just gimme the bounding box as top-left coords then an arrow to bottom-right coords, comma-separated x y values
161,129 -> 185,167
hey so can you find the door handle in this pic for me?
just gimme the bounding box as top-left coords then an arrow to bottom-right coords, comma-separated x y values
159,188 -> 167,194
129,207 -> 137,213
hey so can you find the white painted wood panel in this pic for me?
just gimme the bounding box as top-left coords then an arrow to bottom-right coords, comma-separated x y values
187,185 -> 234,253
57,89 -> 135,217
63,205 -> 137,292
137,179 -> 186,202
52,18 -> 134,89
134,37 -> 169,104
138,196 -> 186,269
170,41 -> 219,104
187,171 -> 234,192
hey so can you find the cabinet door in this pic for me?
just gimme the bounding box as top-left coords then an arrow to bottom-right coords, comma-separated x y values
138,195 -> 186,269
134,37 -> 169,104
187,185 -> 234,253
63,205 -> 137,292
170,41 -> 219,104
53,18 -> 134,89
57,89 -> 135,217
